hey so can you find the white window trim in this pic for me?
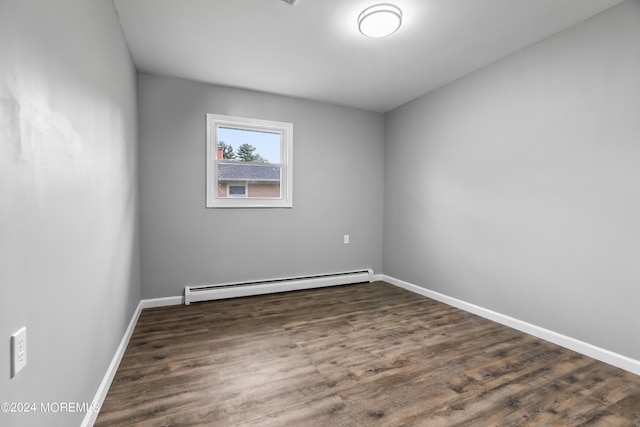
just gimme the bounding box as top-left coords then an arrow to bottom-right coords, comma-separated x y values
206,113 -> 293,208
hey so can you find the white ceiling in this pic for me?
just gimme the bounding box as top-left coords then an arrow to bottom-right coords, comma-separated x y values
113,0 -> 626,113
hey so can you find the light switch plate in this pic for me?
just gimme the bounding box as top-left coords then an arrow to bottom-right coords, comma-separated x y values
11,327 -> 27,378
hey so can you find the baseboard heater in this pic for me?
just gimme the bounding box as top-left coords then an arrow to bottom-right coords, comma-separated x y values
184,269 -> 374,305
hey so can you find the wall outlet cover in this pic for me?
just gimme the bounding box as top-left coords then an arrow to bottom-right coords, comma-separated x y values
11,327 -> 27,378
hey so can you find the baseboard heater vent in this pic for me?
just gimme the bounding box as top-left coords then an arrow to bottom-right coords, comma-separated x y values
184,269 -> 374,305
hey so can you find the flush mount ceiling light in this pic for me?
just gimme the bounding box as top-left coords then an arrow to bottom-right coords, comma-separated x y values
358,3 -> 402,38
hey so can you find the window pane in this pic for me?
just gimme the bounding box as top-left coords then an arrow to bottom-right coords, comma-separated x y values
229,185 -> 246,196
217,162 -> 281,199
218,127 -> 281,163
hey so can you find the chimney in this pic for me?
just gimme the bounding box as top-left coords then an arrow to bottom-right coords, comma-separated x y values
217,146 -> 223,159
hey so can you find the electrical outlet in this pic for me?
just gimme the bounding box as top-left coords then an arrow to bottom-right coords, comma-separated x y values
11,327 -> 27,378
344,234 -> 350,244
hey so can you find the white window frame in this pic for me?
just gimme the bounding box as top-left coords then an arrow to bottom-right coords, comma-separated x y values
206,113 -> 293,208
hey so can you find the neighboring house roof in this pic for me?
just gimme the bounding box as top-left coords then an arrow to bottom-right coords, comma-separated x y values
218,162 -> 280,182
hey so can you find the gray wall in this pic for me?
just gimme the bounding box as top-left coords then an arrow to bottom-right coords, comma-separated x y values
138,74 -> 384,299
384,0 -> 640,360
0,1 -> 140,426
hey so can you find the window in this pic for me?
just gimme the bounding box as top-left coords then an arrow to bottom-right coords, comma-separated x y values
206,114 -> 293,208
227,183 -> 247,197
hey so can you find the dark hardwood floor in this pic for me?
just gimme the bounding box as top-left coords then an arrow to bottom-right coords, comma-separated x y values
95,282 -> 640,426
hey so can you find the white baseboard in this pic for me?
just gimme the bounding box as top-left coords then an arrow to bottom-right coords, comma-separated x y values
81,301 -> 143,427
81,295 -> 183,426
382,274 -> 640,376
140,295 -> 184,308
